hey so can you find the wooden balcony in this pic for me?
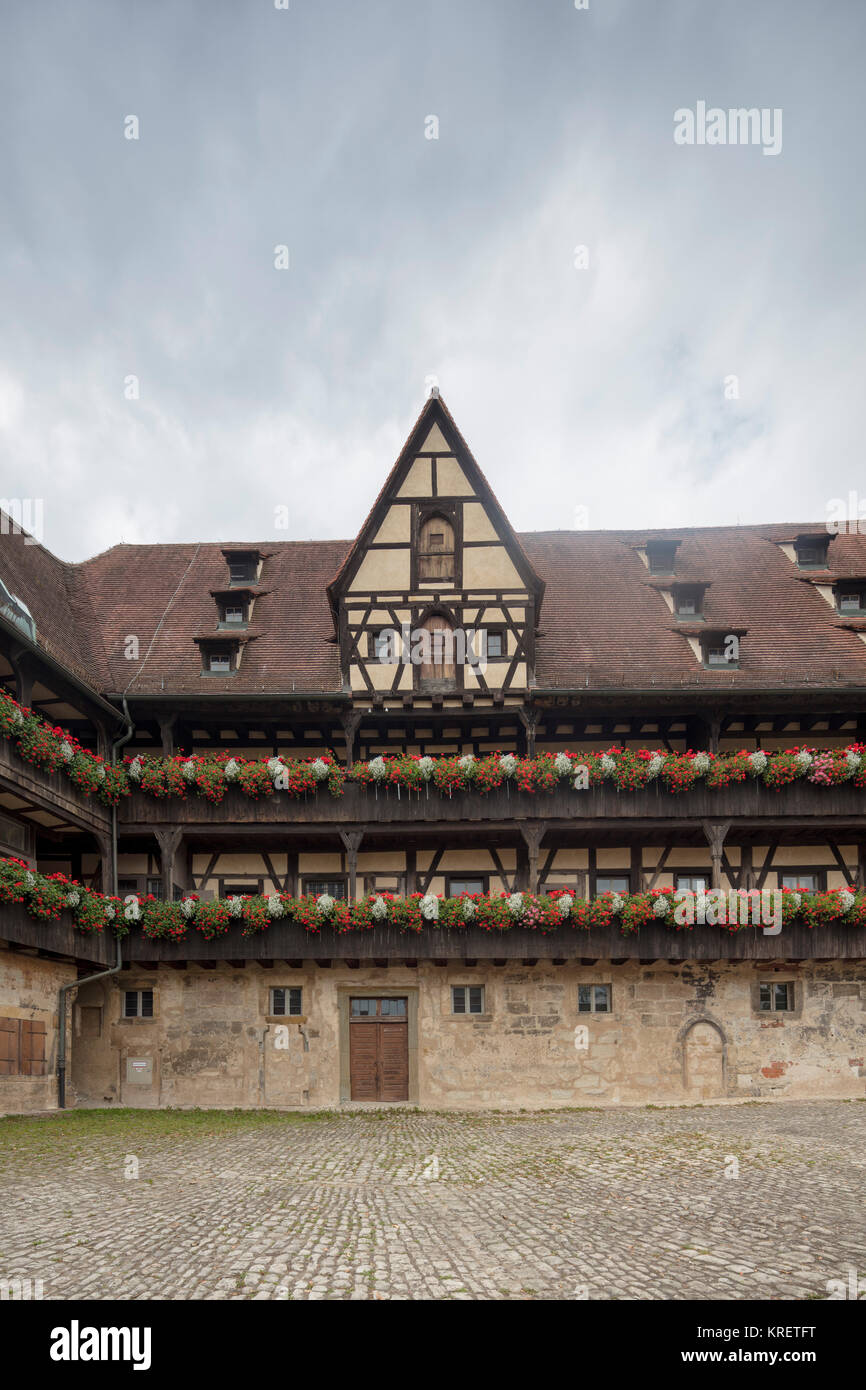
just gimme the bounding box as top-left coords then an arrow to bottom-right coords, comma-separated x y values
0,902 -> 115,968
0,738 -> 112,841
118,778 -> 866,839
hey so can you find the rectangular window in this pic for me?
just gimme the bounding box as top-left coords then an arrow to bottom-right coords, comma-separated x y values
351,998 -> 376,1016
270,987 -> 302,1017
447,877 -> 486,896
578,984 -> 612,1013
758,982 -> 794,1012
306,879 -> 347,900
677,596 -> 696,615
838,592 -> 862,613
705,646 -> 731,666
780,872 -> 822,893
209,653 -> 231,673
647,543 -> 678,574
452,985 -> 484,1015
146,876 -> 163,899
595,876 -> 629,895
676,875 -> 709,894
124,990 -> 154,1019
228,557 -> 257,585
795,543 -> 827,569
221,882 -> 261,897
486,632 -> 504,658
373,630 -> 394,662
223,605 -> 246,624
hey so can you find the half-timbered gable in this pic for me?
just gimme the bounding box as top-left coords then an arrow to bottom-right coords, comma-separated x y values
327,395 -> 544,703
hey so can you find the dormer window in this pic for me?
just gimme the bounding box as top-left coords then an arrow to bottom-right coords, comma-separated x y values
700,630 -> 744,669
794,535 -> 830,570
209,653 -> 231,673
835,585 -> 866,615
221,549 -> 261,586
196,638 -> 241,675
224,605 -> 245,624
672,584 -> 707,618
646,540 -> 680,575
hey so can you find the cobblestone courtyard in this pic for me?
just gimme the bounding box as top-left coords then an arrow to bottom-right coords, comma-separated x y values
1,1100 -> 864,1301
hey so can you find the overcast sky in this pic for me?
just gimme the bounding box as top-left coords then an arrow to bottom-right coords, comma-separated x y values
1,0 -> 864,562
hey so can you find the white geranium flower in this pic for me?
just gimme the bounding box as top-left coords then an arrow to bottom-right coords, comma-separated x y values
600,754 -> 616,777
554,752 -> 573,776
499,753 -> 518,777
652,896 -> 670,917
97,764 -> 106,780
11,708 -> 24,727
371,895 -> 389,921
61,740 -> 75,763
182,759 -> 197,781
418,755 -> 434,781
692,752 -> 710,774
609,893 -> 624,914
462,896 -> 476,921
123,898 -> 141,923
369,756 -> 388,781
458,754 -> 475,770
180,898 -> 196,919
228,895 -> 243,917
788,891 -> 802,911
647,754 -> 665,779
316,893 -> 335,915
845,749 -> 861,771
507,892 -> 524,917
310,758 -> 329,782
694,893 -> 709,918
105,904 -> 115,920
128,756 -> 143,782
420,893 -> 439,921
795,750 -> 813,769
748,751 -> 767,773
224,758 -> 240,782
266,894 -> 284,918
24,871 -> 35,887
65,890 -> 80,907
267,757 -> 284,776
556,894 -> 574,918
837,890 -> 855,912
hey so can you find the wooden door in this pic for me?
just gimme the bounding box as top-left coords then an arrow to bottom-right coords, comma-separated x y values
349,998 -> 408,1101
419,615 -> 455,685
418,516 -> 455,581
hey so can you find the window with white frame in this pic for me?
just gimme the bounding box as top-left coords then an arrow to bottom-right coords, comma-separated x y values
123,990 -> 154,1019
758,981 -> 794,1012
270,987 -> 302,1017
578,984 -> 611,1013
452,985 -> 485,1015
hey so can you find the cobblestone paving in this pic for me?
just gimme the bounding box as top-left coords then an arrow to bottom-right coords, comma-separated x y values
1,1100 -> 864,1300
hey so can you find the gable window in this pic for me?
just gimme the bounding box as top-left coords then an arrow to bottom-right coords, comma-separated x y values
700,632 -> 742,668
758,982 -> 794,1013
222,549 -> 261,586
197,640 -> 240,675
646,540 -> 679,575
672,584 -> 707,618
124,990 -> 154,1019
270,987 -> 302,1017
418,514 -> 455,581
578,984 -> 611,1013
794,536 -> 830,570
452,985 -> 485,1015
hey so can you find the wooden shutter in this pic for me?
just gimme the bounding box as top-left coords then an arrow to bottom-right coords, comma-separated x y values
418,517 -> 455,580
0,1017 -> 19,1076
21,1020 -> 47,1076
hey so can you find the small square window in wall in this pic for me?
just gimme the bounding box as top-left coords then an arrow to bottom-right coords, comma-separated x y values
270,987 -> 302,1016
485,631 -> 505,659
759,982 -> 794,1012
209,653 -> 232,673
595,876 -> 629,895
578,984 -> 611,1013
452,985 -> 485,1015
676,875 -> 709,893
124,990 -> 154,1019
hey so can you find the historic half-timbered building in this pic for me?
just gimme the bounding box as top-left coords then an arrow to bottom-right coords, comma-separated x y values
2,393 -> 866,1113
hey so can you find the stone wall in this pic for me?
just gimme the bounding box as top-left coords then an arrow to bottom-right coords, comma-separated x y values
66,959 -> 866,1111
0,948 -> 77,1113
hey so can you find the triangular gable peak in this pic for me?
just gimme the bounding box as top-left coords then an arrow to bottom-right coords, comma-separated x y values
328,395 -> 544,701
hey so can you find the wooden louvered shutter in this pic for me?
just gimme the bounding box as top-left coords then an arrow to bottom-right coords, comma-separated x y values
21,1019 -> 47,1076
0,1017 -> 19,1076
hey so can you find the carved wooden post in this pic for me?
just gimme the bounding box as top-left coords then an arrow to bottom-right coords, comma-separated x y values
340,711 -> 362,769
158,716 -> 176,758
154,827 -> 183,902
340,831 -> 364,902
520,825 -> 545,894
702,820 -> 731,892
518,710 -> 538,759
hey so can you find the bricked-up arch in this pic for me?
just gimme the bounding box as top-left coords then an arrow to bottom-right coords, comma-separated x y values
676,1014 -> 729,1097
